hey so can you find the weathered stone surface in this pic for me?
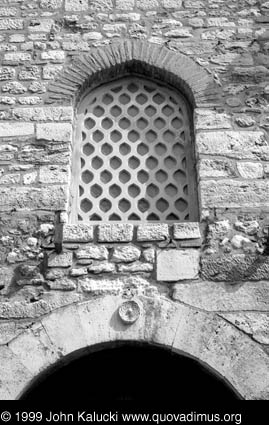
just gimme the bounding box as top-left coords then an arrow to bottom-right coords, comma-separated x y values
195,109 -> 232,130
40,0 -> 62,9
39,165 -> 69,184
0,122 -> 34,138
137,224 -> 169,241
0,19 -> 23,30
157,249 -> 200,281
0,186 -> 67,212
173,223 -> 201,240
48,251 -> 73,268
173,280 -> 269,312
142,248 -> 155,263
162,0 -> 182,8
200,180 -> 269,208
89,0 -> 113,11
196,131 -> 268,160
87,261 -> 115,274
47,278 -> 76,291
137,0 -> 158,10
165,29 -> 193,38
220,313 -> 269,344
0,67 -> 15,80
63,224 -> 94,243
111,246 -> 141,262
40,50 -> 65,62
76,245 -> 108,261
237,162 -> 263,179
36,123 -> 72,142
2,81 -> 26,94
0,294 -> 81,319
199,158 -> 237,178
69,268 -> 88,277
115,0 -> 135,9
230,235 -> 251,249
98,224 -> 133,242
65,0 -> 88,11
3,52 -> 31,63
201,254 -> 269,282
12,107 -> 73,122
117,261 -> 153,273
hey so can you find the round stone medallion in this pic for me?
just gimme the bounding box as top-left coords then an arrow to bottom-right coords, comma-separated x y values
118,300 -> 140,324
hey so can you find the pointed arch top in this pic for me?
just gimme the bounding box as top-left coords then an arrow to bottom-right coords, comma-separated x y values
46,40 -> 220,108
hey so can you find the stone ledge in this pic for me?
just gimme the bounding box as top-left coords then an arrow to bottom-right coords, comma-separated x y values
60,223 -> 201,244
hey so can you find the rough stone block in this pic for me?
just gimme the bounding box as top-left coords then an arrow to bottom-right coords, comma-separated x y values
87,261 -> 115,274
0,123 -> 34,138
0,19 -> 23,30
2,81 -> 26,94
76,245 -> 109,261
194,109 -> 232,130
65,0 -> 88,11
111,246 -> 141,262
137,0 -> 159,9
29,19 -> 53,32
48,251 -> 73,268
0,8 -> 17,17
42,64 -> 63,80
237,162 -> 263,179
173,281 -> 269,312
40,50 -> 65,62
0,67 -> 15,80
98,224 -> 133,242
137,224 -> 169,241
63,224 -> 94,243
157,249 -> 200,281
39,165 -> 69,184
200,180 -> 269,209
173,223 -> 201,240
117,262 -> 153,273
196,131 -> 268,160
89,0 -> 113,11
116,0 -> 135,9
12,107 -> 73,122
201,254 -> 269,282
4,52 -> 31,63
161,0 -> 182,8
41,0 -> 63,9
0,186 -> 67,212
142,248 -> 155,263
199,158 -> 236,178
36,123 -> 72,142
47,278 -> 76,290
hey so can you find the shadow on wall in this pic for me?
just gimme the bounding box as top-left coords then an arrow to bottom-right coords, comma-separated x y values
21,342 -> 242,403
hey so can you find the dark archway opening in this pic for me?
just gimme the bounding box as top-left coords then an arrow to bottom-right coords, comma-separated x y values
21,342 -> 241,403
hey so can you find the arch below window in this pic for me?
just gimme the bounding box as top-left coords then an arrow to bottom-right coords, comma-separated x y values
70,76 -> 198,223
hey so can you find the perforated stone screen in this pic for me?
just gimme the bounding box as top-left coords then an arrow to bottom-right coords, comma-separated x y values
71,77 -> 198,222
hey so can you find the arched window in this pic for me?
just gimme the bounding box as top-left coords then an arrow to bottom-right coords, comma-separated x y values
70,76 -> 198,223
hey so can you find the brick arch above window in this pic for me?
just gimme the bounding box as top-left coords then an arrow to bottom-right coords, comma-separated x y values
47,40 -> 220,108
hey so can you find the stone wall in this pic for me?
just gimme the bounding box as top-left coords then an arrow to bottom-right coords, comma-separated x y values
0,0 -> 269,399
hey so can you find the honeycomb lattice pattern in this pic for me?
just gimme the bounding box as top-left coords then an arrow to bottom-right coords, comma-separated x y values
72,77 -> 196,222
